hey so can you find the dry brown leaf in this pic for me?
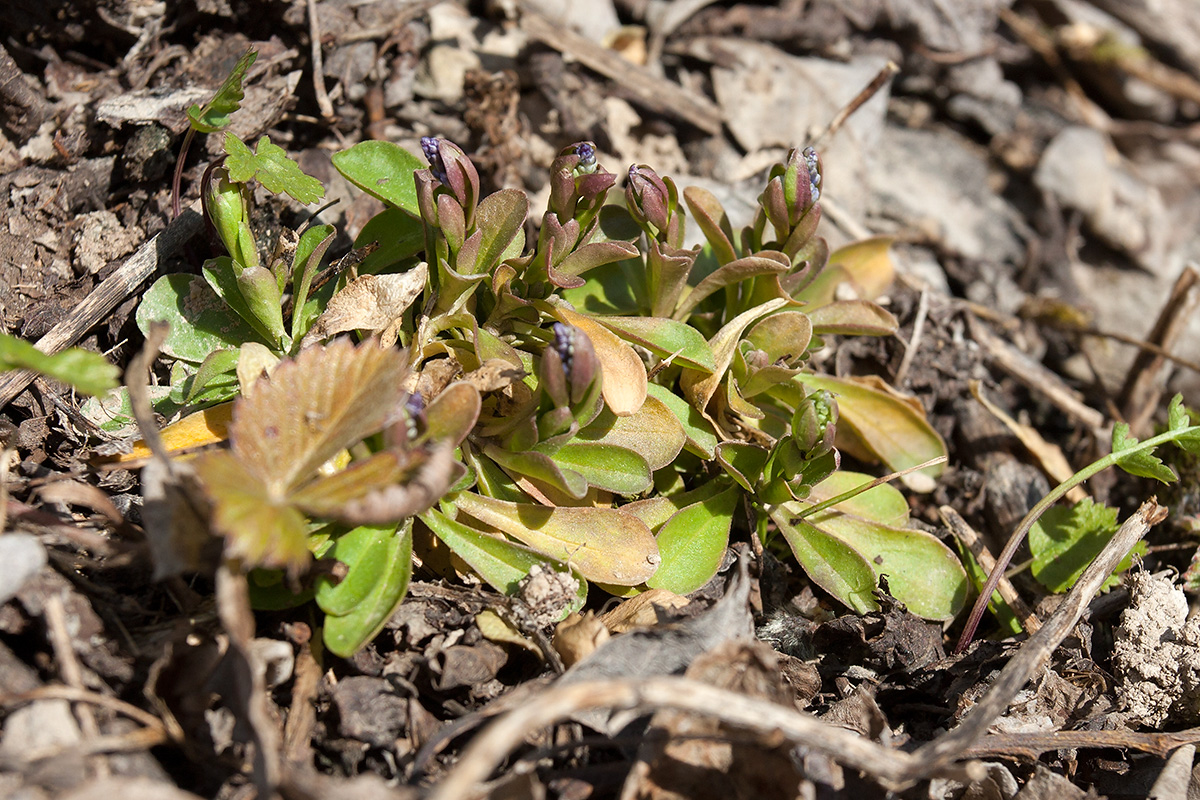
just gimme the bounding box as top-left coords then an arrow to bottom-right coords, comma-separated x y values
302,263 -> 427,347
600,589 -> 690,633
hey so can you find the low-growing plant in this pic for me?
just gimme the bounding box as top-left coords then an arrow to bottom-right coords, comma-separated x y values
120,50 -> 968,656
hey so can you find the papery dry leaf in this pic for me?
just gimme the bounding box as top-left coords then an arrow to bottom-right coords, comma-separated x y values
302,263 -> 427,347
600,589 -> 690,633
554,611 -> 610,667
463,358 -> 526,392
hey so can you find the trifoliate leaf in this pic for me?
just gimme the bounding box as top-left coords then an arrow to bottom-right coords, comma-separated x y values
0,333 -> 119,396
186,49 -> 257,133
1030,498 -> 1144,593
224,133 -> 325,205
1112,422 -> 1177,483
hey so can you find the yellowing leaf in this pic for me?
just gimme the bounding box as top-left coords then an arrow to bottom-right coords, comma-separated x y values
117,402 -> 234,464
450,492 -> 660,585
825,236 -> 895,300
795,373 -> 946,492
557,307 -> 647,416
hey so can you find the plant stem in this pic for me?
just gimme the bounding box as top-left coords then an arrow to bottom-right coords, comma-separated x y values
792,455 -> 947,521
954,424 -> 1199,654
171,128 -> 196,220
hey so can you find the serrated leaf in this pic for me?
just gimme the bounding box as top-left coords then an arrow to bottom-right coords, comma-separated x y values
450,492 -> 660,585
0,333 -> 119,396
1030,498 -> 1141,593
331,140 -> 425,216
229,339 -> 409,496
646,484 -> 739,594
194,450 -> 311,569
1112,422 -> 1177,483
224,133 -> 325,205
186,49 -> 257,133
322,520 -> 413,657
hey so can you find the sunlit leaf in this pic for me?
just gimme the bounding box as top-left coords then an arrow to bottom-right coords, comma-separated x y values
137,273 -> 269,363
807,300 -> 897,336
576,395 -> 686,471
1030,498 -> 1144,593
485,444 -> 589,499
1112,423 -> 1177,483
224,134 -> 324,205
322,520 -> 413,658
472,189 -> 528,275
186,48 -> 256,133
557,307 -> 647,416
646,383 -> 718,460
646,484 -> 739,594
593,315 -> 717,373
331,140 -> 424,217
314,522 -> 398,616
767,505 -> 879,614
674,252 -> 790,319
117,402 -> 234,464
823,236 -> 896,301
681,297 -> 788,421
450,492 -> 660,585
794,374 -> 946,492
551,442 -> 652,495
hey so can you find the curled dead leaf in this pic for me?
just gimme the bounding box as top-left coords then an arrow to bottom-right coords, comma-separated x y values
302,262 -> 427,348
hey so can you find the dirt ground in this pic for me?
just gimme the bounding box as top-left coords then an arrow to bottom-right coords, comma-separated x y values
3,0 -> 1200,798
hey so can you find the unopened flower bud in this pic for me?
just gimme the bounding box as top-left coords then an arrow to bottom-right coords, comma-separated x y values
420,136 -> 447,184
626,164 -> 673,237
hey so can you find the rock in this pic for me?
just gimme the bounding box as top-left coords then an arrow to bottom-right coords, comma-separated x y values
0,533 -> 46,606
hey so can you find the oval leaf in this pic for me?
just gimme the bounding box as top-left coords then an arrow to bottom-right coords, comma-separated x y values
593,315 -> 717,373
322,520 -> 413,657
557,307 -> 647,416
576,394 -> 686,471
795,373 -> 946,492
646,485 -> 739,594
450,492 -> 660,585
807,300 -> 897,336
315,523 -> 398,617
767,505 -> 880,614
331,140 -> 424,216
550,442 -> 652,495
137,274 -> 267,363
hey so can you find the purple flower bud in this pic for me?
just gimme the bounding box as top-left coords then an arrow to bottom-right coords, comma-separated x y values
803,146 -> 821,202
404,391 -> 426,440
551,322 -> 574,377
421,136 -> 448,184
574,142 -> 596,174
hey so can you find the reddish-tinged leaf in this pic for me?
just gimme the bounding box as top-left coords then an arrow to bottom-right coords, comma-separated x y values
807,300 -> 897,336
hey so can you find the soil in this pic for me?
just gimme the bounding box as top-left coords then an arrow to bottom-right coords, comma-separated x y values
3,1 -> 1200,798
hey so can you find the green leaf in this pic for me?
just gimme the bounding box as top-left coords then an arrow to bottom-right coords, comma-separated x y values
715,442 -> 770,492
682,185 -> 737,266
315,523 -> 398,617
767,505 -> 879,614
471,189 -> 528,275
646,383 -> 718,460
955,540 -> 1023,637
354,208 -> 425,274
563,258 -> 644,315
201,258 -> 285,351
322,520 -> 413,657
674,253 -> 790,319
449,492 -> 660,585
291,225 -> 335,341
0,333 -> 119,396
803,471 -> 910,529
1112,422 -> 1177,483
576,395 -> 686,471
421,508 -> 586,614
187,49 -> 257,133
137,273 -> 269,363
331,140 -> 425,216
550,442 -> 652,495
807,300 -> 897,336
792,374 -> 946,492
646,484 -> 739,594
1030,498 -> 1144,593
224,133 -> 325,205
593,315 -> 717,373
186,348 -> 240,403
484,444 -> 589,499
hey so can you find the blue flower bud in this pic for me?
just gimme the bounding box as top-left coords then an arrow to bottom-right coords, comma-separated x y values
803,146 -> 821,202
574,142 -> 597,175
421,136 -> 448,184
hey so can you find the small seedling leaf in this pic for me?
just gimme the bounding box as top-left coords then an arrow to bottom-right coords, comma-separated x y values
187,49 -> 257,133
1112,422 -> 1177,483
0,333 -> 119,396
224,133 -> 325,205
1030,498 -> 1142,593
